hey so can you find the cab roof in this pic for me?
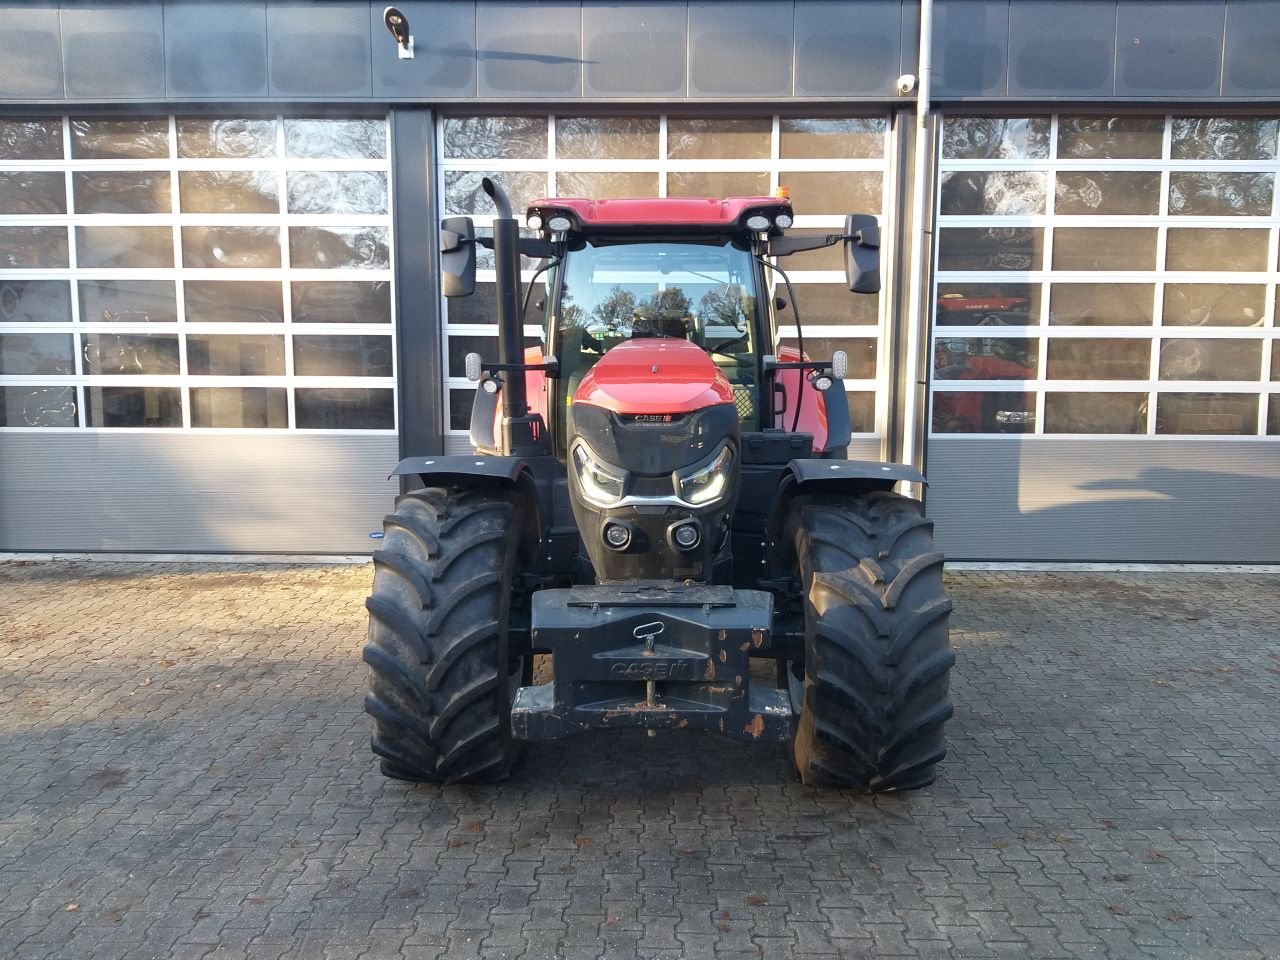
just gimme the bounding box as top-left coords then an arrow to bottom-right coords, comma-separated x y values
526,196 -> 792,235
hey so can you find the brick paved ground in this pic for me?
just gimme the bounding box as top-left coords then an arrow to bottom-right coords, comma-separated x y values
0,561 -> 1278,960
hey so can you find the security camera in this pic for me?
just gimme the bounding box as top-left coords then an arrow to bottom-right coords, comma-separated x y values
383,6 -> 414,58
896,73 -> 917,95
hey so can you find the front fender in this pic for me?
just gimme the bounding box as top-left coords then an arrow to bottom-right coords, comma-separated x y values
391,454 -> 528,488
785,458 -> 925,493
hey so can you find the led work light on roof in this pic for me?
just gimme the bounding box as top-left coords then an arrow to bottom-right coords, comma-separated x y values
526,213 -> 543,230
546,215 -> 573,232
745,214 -> 772,232
775,213 -> 793,229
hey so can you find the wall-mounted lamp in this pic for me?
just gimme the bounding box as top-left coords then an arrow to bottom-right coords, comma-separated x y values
383,6 -> 414,59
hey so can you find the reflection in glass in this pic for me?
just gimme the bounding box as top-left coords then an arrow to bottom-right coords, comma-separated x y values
444,171 -> 547,217
76,226 -> 173,269
70,118 -> 168,160
668,171 -> 768,199
290,227 -> 389,270
1156,393 -> 1258,435
1,226 -> 68,268
82,333 -> 180,375
1049,283 -> 1154,326
449,388 -> 475,430
442,116 -> 547,160
184,281 -> 283,323
940,171 -> 1047,216
1053,228 -> 1156,271
287,171 -> 387,215
1044,393 -> 1146,434
84,386 -> 182,427
847,392 -> 875,433
934,338 -> 1037,379
780,118 -> 886,160
932,391 -> 1035,433
1057,116 -> 1163,159
667,118 -> 771,160
771,230 -> 843,271
0,333 -> 74,375
447,282 -> 498,325
179,171 -> 278,214
942,117 -> 1049,160
1162,284 -> 1265,327
284,118 -> 386,159
1045,339 -> 1150,379
1055,172 -> 1160,215
0,386 -> 77,427
1166,228 -> 1269,272
779,337 -> 876,379
0,172 -> 66,214
0,280 -> 72,323
936,284 -> 1038,326
295,388 -> 393,429
177,118 -> 278,158
79,280 -> 177,323
292,281 -> 390,324
782,172 -> 881,216
0,119 -> 64,160
1168,173 -> 1273,217
937,228 -> 1043,272
790,284 -> 879,327
556,171 -> 658,200
557,117 -> 657,159
191,387 -> 287,428
1171,118 -> 1279,160
73,172 -> 171,214
186,335 -> 286,376
1269,395 -> 1280,434
1159,339 -> 1261,381
293,335 -> 393,377
182,226 -> 281,269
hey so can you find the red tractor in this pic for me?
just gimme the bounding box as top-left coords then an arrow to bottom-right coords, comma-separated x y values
363,179 -> 953,790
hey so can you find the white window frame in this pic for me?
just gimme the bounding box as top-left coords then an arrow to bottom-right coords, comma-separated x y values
932,112 -> 1280,439
438,112 -> 893,442
0,113 -> 397,435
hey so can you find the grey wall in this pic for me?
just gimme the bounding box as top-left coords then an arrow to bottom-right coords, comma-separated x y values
927,438 -> 1280,562
4,1 -> 1277,106
934,0 -> 1280,100
0,0 -> 916,103
0,434 -> 398,553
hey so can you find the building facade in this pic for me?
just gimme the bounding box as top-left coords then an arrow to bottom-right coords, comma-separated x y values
1,0 -> 1277,560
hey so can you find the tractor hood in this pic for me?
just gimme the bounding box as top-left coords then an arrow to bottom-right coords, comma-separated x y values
573,338 -> 734,416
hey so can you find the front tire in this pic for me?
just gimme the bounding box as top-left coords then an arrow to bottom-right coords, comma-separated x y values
363,488 -> 524,784
786,492 -> 955,791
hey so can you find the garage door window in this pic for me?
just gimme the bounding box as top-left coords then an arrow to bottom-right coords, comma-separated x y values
933,115 -> 1279,437
0,116 -> 394,431
440,115 -> 888,448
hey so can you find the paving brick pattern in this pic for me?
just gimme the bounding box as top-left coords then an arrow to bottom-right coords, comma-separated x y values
1,561 -> 1278,960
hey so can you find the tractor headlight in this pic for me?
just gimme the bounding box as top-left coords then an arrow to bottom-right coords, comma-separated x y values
675,444 -> 734,505
571,442 -> 626,507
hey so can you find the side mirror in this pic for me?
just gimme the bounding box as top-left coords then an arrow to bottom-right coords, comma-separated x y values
440,216 -> 476,298
844,213 -> 880,294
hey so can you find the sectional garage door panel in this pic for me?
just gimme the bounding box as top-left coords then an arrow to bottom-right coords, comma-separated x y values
0,432 -> 397,553
927,438 -> 1280,562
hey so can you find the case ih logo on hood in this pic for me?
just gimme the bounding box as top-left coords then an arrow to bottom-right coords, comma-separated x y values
626,413 -> 676,424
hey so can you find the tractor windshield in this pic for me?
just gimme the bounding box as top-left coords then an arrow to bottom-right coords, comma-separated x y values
555,238 -> 760,390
